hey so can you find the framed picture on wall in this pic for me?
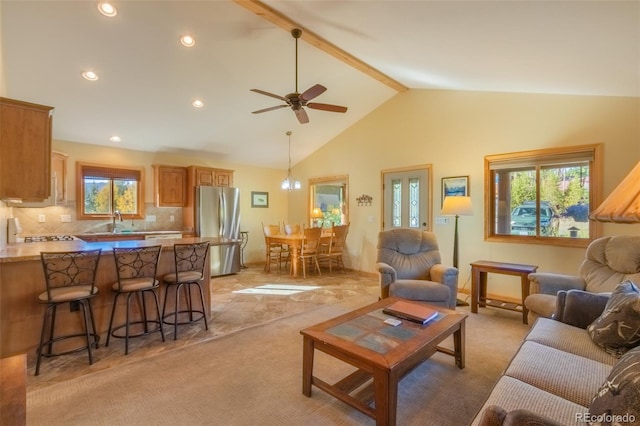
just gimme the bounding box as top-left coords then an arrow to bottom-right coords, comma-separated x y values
251,191 -> 269,208
441,176 -> 469,205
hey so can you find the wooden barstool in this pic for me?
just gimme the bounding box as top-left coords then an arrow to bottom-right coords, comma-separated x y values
161,242 -> 210,340
35,249 -> 102,376
106,246 -> 165,355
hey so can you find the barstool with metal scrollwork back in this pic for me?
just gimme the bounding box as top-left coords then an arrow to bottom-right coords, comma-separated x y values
106,245 -> 165,355
161,241 -> 210,340
239,231 -> 248,268
35,249 -> 102,376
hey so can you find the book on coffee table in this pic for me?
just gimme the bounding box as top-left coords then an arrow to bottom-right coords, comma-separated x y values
383,300 -> 439,325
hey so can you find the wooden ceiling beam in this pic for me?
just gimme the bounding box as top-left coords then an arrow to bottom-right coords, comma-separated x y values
233,0 -> 409,93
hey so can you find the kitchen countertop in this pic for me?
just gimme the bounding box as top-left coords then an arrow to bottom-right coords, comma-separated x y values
0,236 -> 240,263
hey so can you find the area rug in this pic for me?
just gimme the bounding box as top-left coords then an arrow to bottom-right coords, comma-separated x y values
27,297 -> 529,425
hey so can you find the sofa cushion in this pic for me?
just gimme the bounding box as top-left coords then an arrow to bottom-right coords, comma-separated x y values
526,318 -> 617,365
477,405 -> 565,426
469,376 -> 588,426
587,281 -> 640,357
505,341 -> 610,407
389,279 -> 450,302
589,346 -> 640,425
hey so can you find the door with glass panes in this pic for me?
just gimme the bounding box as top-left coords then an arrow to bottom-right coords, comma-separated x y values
382,166 -> 431,230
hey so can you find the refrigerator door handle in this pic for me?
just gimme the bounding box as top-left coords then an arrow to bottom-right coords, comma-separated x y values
219,191 -> 226,237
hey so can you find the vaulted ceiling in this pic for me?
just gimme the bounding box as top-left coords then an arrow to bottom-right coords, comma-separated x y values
2,1 -> 638,169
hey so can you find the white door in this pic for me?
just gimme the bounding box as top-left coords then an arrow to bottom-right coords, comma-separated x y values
382,167 -> 431,231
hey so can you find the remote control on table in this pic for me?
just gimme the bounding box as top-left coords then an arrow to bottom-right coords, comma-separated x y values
384,318 -> 402,327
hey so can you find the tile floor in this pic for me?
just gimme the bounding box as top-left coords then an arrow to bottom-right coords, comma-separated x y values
27,265 -> 380,390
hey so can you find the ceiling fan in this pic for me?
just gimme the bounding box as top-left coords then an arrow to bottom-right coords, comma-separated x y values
250,28 -> 348,124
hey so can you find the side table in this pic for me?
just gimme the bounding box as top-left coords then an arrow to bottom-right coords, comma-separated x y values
470,260 -> 538,324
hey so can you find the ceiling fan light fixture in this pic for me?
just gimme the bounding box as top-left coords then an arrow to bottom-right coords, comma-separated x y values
97,2 -> 117,17
180,35 -> 195,47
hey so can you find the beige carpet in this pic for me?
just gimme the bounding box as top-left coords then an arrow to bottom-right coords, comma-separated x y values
27,294 -> 529,425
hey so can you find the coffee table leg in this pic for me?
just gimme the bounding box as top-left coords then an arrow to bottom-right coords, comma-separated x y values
302,336 -> 314,396
373,368 -> 396,426
454,320 -> 466,369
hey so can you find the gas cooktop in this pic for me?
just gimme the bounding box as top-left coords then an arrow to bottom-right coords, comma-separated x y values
22,235 -> 78,243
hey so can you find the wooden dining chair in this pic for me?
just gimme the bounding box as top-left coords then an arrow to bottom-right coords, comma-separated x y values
318,223 -> 350,274
297,226 -> 323,278
262,223 -> 287,272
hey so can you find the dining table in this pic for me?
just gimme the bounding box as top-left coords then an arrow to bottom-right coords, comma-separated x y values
264,232 -> 332,277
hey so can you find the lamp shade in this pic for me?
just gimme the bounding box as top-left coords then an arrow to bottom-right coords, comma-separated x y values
590,161 -> 640,223
441,196 -> 473,216
311,208 -> 324,219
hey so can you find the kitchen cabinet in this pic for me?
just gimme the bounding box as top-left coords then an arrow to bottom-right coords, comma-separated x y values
153,165 -> 187,207
0,97 -> 54,201
188,166 -> 234,187
51,151 -> 68,204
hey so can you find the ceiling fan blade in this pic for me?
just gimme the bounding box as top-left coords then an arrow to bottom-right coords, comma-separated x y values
300,84 -> 327,102
294,108 -> 309,124
250,89 -> 287,101
252,105 -> 288,114
307,102 -> 348,113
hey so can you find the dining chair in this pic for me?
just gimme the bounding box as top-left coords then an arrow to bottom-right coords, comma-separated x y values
319,223 -> 350,274
297,226 -> 323,278
161,241 -> 210,340
284,223 -> 301,235
106,245 -> 165,355
262,222 -> 288,272
36,249 -> 102,375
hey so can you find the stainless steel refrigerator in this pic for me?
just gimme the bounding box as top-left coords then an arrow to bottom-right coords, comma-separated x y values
195,186 -> 241,276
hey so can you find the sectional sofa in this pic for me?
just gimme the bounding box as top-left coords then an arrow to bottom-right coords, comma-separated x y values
471,282 -> 640,426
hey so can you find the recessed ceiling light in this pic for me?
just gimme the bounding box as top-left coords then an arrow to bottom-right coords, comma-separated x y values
109,135 -> 122,142
97,2 -> 117,17
192,99 -> 204,108
82,71 -> 99,81
180,35 -> 195,47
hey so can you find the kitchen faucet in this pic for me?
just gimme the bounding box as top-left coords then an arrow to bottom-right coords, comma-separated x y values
112,210 -> 123,233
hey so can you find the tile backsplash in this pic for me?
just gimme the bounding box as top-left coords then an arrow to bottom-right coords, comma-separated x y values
10,202 -> 184,235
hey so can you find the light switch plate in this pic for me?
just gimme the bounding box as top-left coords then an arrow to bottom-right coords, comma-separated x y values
38,214 -> 46,223
435,217 -> 449,225
60,215 -> 71,223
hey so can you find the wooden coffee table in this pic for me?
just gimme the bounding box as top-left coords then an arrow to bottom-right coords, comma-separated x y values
300,297 -> 467,426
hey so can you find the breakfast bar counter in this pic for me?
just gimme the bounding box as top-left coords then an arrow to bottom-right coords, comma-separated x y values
0,237 -> 238,358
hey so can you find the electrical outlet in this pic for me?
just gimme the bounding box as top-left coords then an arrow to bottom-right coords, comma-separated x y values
38,214 -> 46,223
169,215 -> 175,222
60,215 -> 71,222
435,217 -> 449,225
145,215 -> 156,222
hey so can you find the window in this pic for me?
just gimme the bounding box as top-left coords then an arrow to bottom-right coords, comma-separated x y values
485,144 -> 602,247
309,175 -> 348,228
76,162 -> 145,220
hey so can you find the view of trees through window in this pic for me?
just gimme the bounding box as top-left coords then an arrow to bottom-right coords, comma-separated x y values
487,144 -> 600,243
498,165 -> 589,238
83,178 -> 138,215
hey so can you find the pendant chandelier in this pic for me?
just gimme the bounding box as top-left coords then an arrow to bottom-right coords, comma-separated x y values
282,130 -> 301,191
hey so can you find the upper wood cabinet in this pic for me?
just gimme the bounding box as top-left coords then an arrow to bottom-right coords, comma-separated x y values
0,97 -> 54,201
51,151 -> 68,204
188,166 -> 234,187
153,165 -> 187,207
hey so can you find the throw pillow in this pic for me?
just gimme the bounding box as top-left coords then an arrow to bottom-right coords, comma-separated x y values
587,281 -> 640,357
589,346 -> 640,426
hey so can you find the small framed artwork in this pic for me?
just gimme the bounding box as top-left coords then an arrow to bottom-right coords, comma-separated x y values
441,176 -> 470,205
251,191 -> 269,208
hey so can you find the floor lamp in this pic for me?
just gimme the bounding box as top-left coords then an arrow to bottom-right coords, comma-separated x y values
441,196 -> 474,270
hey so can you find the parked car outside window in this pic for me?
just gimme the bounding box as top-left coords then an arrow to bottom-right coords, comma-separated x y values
510,201 -> 559,236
